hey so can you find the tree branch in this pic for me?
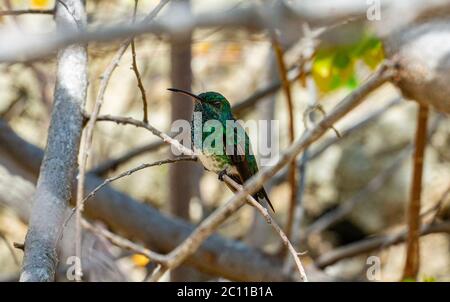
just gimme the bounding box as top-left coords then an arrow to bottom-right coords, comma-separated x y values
223,175 -> 308,281
403,104 -> 429,280
20,0 -> 87,282
89,140 -> 166,176
315,220 -> 450,269
66,156 -> 196,227
131,0 -> 149,123
271,37 -> 298,243
0,9 -> 54,16
271,97 -> 402,186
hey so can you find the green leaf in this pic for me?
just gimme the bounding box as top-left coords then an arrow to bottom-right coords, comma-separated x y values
312,31 -> 384,93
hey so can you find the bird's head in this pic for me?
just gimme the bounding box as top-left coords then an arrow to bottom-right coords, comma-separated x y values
168,88 -> 232,121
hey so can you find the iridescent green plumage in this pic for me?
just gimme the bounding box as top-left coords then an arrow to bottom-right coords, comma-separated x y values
168,88 -> 274,212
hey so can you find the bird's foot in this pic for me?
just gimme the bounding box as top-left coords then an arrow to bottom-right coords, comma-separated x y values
218,169 -> 227,181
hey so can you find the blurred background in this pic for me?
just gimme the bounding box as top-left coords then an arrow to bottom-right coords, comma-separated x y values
0,0 -> 449,282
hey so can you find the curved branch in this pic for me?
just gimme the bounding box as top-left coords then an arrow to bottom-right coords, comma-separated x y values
272,37 -> 297,243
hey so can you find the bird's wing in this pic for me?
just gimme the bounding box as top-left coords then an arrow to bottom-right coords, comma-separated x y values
225,120 -> 275,212
225,120 -> 256,178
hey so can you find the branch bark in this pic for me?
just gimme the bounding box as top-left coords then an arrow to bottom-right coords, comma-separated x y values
20,0 -> 88,282
0,0 -> 446,62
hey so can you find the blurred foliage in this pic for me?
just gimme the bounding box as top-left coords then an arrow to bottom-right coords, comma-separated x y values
312,32 -> 384,93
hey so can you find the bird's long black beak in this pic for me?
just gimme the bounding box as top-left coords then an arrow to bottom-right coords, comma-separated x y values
167,88 -> 202,102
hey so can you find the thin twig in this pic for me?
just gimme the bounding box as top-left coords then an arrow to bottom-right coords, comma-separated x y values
74,0 -> 169,280
284,70 -> 318,273
84,156 -> 196,203
271,98 -> 402,186
429,184 -> 450,223
308,148 -> 411,237
272,37 -> 297,243
82,219 -> 168,264
0,9 -> 54,16
305,99 -> 400,161
403,104 -> 429,280
89,140 -> 166,176
303,115 -> 441,239
13,242 -> 24,251
65,156 -> 196,233
88,113 -> 193,155
223,175 -> 308,281
131,0 -> 149,123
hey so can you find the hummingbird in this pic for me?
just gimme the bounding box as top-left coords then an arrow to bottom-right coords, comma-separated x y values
168,88 -> 275,212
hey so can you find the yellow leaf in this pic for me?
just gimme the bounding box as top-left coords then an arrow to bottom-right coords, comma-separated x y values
312,55 -> 334,92
362,44 -> 385,69
31,0 -> 51,9
313,55 -> 333,78
131,254 -> 150,267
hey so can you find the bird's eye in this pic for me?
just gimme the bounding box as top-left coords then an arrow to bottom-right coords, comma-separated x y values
212,101 -> 221,107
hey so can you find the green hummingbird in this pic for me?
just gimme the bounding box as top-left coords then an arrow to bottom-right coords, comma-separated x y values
168,88 -> 275,212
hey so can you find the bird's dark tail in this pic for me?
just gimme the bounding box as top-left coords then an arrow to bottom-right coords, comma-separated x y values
256,188 -> 275,213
